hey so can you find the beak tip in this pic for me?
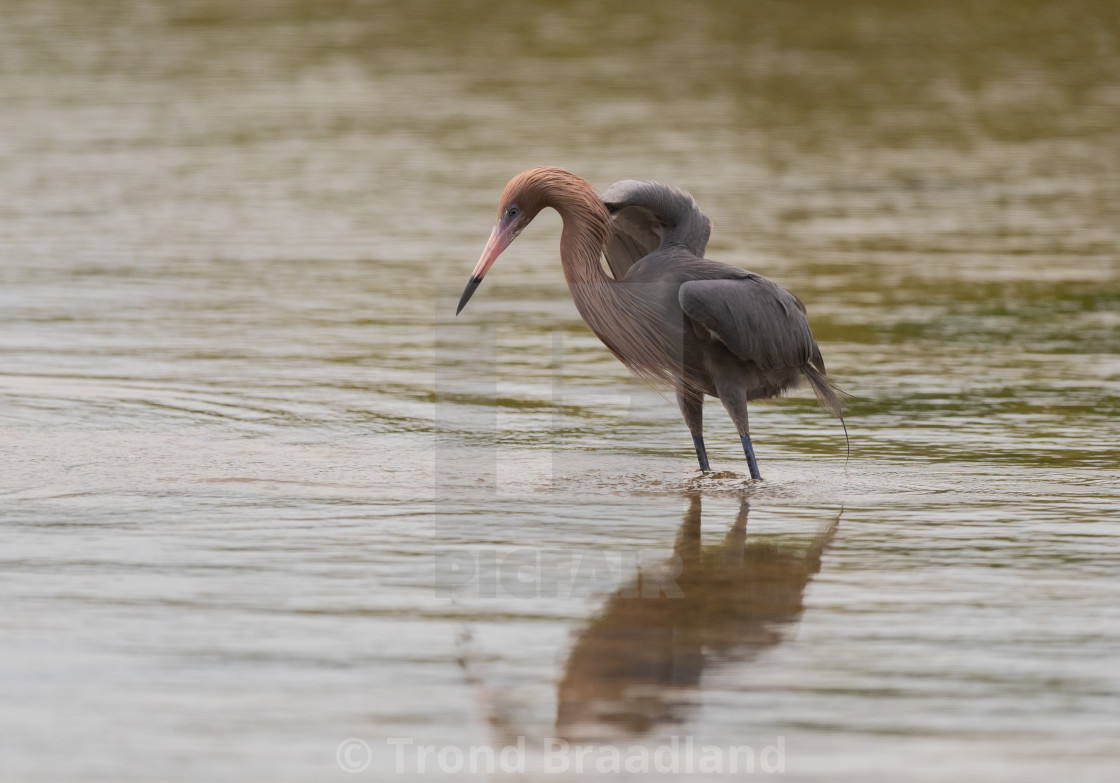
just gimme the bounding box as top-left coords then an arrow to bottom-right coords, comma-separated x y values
455,275 -> 483,316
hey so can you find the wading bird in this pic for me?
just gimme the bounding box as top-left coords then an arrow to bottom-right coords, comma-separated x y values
456,167 -> 841,478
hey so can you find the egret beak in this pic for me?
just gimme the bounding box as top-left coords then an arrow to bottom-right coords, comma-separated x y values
456,221 -> 515,315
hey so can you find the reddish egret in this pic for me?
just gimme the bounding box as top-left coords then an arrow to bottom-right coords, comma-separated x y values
456,167 -> 841,478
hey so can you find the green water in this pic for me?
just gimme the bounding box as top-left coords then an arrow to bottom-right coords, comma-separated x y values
2,1 -> 1118,780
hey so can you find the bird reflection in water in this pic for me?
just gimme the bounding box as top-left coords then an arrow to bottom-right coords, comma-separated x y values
556,495 -> 839,742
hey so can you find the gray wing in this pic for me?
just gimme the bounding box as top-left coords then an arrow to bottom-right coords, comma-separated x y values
601,180 -> 712,280
601,203 -> 664,281
679,275 -> 824,371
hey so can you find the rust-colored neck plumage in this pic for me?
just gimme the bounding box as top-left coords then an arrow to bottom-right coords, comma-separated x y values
503,168 -> 681,388
500,167 -> 613,286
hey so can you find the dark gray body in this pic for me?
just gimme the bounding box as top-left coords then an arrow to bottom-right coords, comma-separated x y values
601,180 -> 837,470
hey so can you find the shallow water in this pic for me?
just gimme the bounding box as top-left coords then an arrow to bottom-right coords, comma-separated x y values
2,1 -> 1119,781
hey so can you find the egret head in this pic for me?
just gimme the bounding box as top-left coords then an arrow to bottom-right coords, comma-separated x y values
456,168 -> 579,315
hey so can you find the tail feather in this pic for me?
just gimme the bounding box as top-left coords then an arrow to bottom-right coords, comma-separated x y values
803,363 -> 850,466
802,363 -> 843,418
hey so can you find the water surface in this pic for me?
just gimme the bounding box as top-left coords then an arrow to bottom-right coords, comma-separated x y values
2,1 -> 1119,781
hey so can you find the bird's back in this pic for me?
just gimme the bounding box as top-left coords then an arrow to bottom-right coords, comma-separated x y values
598,178 -> 838,414
601,180 -> 711,280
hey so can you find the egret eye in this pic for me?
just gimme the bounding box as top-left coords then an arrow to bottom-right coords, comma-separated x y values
508,206 -> 520,218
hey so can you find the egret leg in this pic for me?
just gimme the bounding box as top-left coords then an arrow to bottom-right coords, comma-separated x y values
692,435 -> 711,473
740,433 -> 761,480
712,379 -> 762,480
676,386 -> 711,473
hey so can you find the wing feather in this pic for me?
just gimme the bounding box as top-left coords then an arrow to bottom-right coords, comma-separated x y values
679,276 -> 820,371
602,205 -> 664,280
601,180 -> 711,280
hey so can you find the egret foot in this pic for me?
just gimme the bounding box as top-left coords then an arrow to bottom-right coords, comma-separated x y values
692,434 -> 711,473
740,433 -> 762,480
